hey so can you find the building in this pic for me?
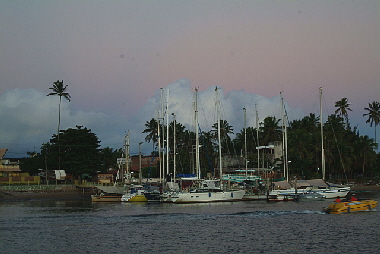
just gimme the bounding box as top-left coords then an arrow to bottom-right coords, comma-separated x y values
0,148 -> 40,184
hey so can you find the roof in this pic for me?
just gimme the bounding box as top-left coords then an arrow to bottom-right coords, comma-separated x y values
0,149 -> 8,159
0,166 -> 21,172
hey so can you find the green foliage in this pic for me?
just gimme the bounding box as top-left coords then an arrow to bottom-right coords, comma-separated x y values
21,126 -> 104,177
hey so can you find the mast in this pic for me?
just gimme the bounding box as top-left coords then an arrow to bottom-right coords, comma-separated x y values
160,88 -> 164,183
320,87 -> 326,180
243,107 -> 247,178
216,87 -> 222,180
166,88 -> 170,176
156,110 -> 162,183
172,113 -> 176,182
255,103 -> 259,177
195,88 -> 200,179
281,92 -> 289,181
124,130 -> 130,184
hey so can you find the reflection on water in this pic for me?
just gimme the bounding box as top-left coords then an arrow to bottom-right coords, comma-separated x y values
0,191 -> 379,254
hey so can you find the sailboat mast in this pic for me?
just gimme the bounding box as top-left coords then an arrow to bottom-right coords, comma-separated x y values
243,107 -> 247,178
160,88 -> 165,183
166,89 -> 170,176
320,87 -> 326,180
281,92 -> 289,181
216,87 -> 222,180
195,88 -> 200,179
256,103 -> 259,177
156,110 -> 162,183
125,130 -> 130,184
172,113 -> 176,182
281,93 -> 286,180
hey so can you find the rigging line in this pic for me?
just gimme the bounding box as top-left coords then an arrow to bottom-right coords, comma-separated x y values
174,93 -> 192,116
321,92 -> 347,177
287,88 -> 320,115
197,94 -> 214,132
198,124 -> 214,173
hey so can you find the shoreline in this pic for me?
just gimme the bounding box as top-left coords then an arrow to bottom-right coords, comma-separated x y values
1,184 -> 379,202
0,189 -> 94,202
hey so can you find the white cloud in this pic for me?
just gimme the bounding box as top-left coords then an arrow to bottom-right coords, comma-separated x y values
128,80 -> 305,155
0,89 -> 126,157
0,82 -> 305,157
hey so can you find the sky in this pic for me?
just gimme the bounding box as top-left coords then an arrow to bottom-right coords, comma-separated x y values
1,0 -> 379,158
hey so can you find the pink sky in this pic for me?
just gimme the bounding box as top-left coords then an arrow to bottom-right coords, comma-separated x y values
1,1 -> 379,155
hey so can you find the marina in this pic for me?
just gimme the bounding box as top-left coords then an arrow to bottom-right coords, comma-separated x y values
1,189 -> 379,254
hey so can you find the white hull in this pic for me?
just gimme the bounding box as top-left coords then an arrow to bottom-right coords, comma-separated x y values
174,190 -> 245,203
269,186 -> 349,200
313,189 -> 349,199
160,191 -> 180,203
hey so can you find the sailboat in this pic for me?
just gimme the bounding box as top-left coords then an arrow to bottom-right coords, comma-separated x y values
173,87 -> 245,203
268,89 -> 350,200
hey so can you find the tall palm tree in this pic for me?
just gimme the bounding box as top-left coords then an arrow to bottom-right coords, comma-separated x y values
259,116 -> 282,145
363,101 -> 380,147
142,118 -> 160,143
211,120 -> 234,140
47,80 -> 71,136
334,98 -> 352,126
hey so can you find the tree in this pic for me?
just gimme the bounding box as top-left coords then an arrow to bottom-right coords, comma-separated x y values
47,80 -> 71,136
363,101 -> 380,147
259,116 -> 282,145
100,147 -> 123,172
211,120 -> 234,141
334,97 -> 352,126
47,126 -> 101,177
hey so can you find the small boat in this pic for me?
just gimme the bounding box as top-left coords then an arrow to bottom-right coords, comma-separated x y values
121,185 -> 148,202
91,193 -> 122,202
313,188 -> 349,199
323,199 -> 378,214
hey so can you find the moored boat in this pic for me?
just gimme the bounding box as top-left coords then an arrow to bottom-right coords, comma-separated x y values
91,193 -> 122,202
173,180 -> 245,203
323,199 -> 378,214
121,185 -> 148,202
91,186 -> 125,202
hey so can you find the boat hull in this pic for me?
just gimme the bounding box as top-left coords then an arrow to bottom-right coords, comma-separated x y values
314,189 -> 349,199
324,199 -> 378,214
91,194 -> 122,202
174,190 -> 245,203
143,191 -> 161,202
121,193 -> 148,202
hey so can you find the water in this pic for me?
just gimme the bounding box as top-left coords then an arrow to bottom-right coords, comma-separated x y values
1,191 -> 379,254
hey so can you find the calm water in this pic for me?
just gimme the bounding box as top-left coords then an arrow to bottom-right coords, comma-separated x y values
1,191 -> 379,254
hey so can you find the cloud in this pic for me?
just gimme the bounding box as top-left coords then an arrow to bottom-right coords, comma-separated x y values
0,89 -> 126,157
128,80 -> 305,155
1,82 -> 305,157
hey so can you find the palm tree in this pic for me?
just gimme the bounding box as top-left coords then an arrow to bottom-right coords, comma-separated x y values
363,101 -> 380,147
259,116 -> 282,145
47,80 -> 71,136
142,118 -> 160,143
211,120 -> 234,140
334,98 -> 352,126
354,135 -> 377,176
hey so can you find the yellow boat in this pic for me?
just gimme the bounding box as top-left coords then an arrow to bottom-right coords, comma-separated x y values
121,186 -> 148,202
323,199 -> 378,214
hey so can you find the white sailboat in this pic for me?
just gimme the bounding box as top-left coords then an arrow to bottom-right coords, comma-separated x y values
173,87 -> 245,203
269,88 -> 350,200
